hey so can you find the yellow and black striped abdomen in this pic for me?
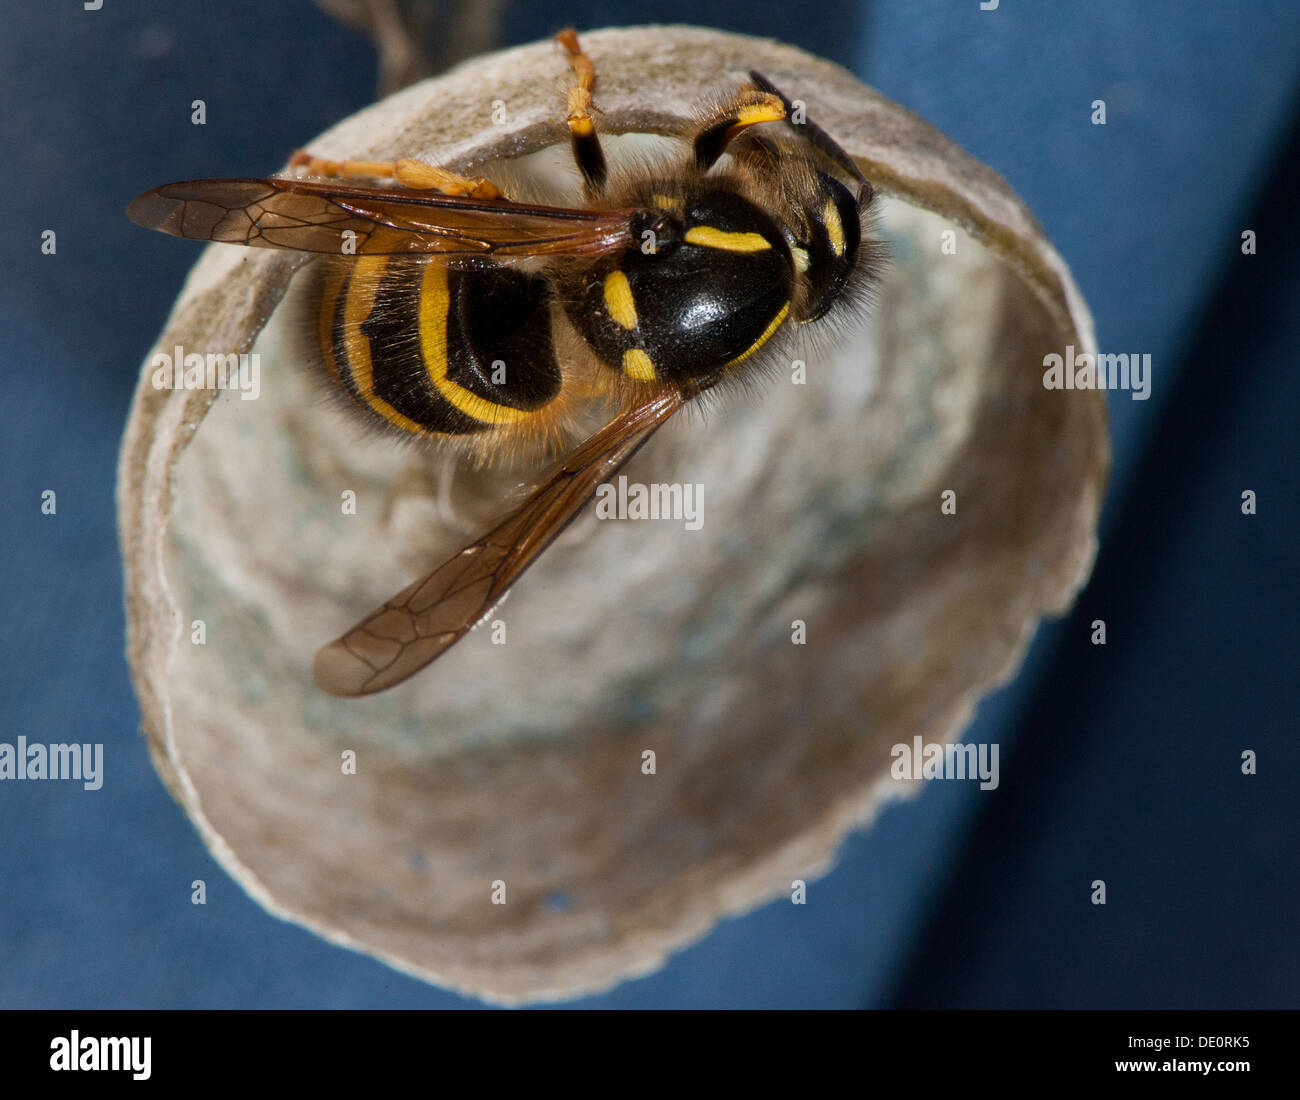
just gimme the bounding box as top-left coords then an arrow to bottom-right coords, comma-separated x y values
316,257 -> 563,438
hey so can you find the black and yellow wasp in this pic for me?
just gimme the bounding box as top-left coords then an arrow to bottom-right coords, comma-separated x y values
128,29 -> 881,697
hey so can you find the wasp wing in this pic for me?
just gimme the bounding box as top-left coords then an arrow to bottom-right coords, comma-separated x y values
127,177 -> 637,257
313,389 -> 686,696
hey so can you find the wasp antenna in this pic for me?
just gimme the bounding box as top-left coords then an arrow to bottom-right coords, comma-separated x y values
747,70 -> 870,194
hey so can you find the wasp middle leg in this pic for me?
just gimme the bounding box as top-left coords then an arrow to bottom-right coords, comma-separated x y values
555,27 -> 607,198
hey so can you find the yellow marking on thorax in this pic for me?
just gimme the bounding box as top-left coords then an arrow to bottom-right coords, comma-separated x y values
727,302 -> 790,366
418,265 -> 530,425
622,348 -> 657,381
684,226 -> 772,252
823,198 -> 845,257
344,257 -> 428,435
603,270 -> 638,330
652,193 -> 683,213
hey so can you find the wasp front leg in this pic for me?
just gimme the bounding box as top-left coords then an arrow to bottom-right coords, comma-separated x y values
555,27 -> 607,198
691,87 -> 786,172
288,151 -> 505,200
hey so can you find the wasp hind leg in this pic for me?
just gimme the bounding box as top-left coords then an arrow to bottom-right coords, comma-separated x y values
555,28 -> 607,198
288,151 -> 506,199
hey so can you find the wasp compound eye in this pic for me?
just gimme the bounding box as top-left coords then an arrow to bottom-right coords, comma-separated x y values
796,172 -> 863,323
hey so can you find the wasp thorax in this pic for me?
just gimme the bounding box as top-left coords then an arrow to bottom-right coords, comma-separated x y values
570,188 -> 795,387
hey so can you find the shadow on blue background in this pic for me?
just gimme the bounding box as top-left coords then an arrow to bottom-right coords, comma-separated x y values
0,0 -> 1296,1007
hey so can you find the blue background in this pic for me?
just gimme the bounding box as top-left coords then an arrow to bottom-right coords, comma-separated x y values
1,0 -> 1296,1008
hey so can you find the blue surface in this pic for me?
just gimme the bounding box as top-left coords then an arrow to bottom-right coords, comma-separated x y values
1,0 -> 1296,1008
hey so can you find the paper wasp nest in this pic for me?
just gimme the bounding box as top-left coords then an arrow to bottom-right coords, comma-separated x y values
119,27 -> 1106,1003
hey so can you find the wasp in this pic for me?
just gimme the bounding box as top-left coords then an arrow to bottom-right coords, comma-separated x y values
128,30 -> 882,696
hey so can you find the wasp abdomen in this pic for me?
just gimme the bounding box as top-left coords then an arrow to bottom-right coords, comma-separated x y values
318,257 -> 563,438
